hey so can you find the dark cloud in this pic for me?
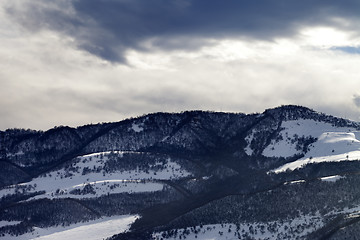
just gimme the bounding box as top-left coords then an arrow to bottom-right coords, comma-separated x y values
6,0 -> 360,62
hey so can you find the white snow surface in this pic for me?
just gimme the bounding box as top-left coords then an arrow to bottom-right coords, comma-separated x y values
257,119 -> 360,173
153,213 -> 324,240
78,150 -> 126,158
0,220 -> 21,228
263,119 -> 356,158
131,122 -> 144,132
320,175 -> 344,182
2,215 -> 138,240
285,179 -> 306,185
273,130 -> 360,173
283,174 -> 346,185
0,151 -> 191,200
244,131 -> 255,155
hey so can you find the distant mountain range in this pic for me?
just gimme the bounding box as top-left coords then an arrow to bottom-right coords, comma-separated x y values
1,105 -> 360,239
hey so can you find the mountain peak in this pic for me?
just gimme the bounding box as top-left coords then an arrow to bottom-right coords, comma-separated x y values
263,105 -> 317,120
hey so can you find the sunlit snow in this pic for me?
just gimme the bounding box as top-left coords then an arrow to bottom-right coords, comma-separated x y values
273,130 -> 360,173
2,215 -> 138,240
263,119 -> 356,158
0,151 -> 191,200
153,213 -> 324,240
320,175 -> 344,182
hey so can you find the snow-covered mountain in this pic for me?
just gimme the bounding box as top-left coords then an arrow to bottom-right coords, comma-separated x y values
2,105 -> 360,240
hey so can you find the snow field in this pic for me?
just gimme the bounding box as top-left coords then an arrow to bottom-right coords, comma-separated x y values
262,119 -> 357,158
153,214 -> 324,240
1,215 -> 138,240
258,119 -> 360,173
0,151 -> 191,201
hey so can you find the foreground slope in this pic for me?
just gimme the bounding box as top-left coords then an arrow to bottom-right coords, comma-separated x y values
2,105 -> 360,239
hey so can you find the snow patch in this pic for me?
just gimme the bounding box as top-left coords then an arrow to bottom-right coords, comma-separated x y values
131,123 -> 144,133
244,131 -> 255,155
153,213 -> 324,240
271,129 -> 360,173
273,151 -> 360,173
79,151 -> 126,159
320,175 -> 344,182
263,119 -> 356,158
6,151 -> 24,157
161,136 -> 170,142
284,180 -> 306,185
0,220 -> 21,228
0,152 -> 191,201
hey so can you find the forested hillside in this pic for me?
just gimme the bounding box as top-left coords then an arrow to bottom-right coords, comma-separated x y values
1,105 -> 360,239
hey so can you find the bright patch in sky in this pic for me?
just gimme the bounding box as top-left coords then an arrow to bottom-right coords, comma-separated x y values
301,27 -> 355,48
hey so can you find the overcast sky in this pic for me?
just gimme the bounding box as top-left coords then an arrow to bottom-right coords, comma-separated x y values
2,0 -> 360,130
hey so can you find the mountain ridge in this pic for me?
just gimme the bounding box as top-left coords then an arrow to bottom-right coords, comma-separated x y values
2,105 -> 360,239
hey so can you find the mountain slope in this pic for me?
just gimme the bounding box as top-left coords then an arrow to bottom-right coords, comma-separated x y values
2,105 -> 360,239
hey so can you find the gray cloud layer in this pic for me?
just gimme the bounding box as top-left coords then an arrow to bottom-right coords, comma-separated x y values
2,0 -> 360,130
6,0 -> 360,63
354,95 -> 360,108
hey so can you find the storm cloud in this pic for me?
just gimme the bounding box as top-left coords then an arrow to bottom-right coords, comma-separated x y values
2,0 -> 360,130
5,0 -> 360,62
